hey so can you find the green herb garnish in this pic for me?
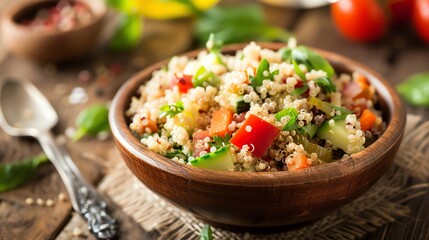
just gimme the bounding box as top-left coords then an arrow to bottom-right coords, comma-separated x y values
331,105 -> 354,121
199,224 -> 213,240
211,133 -> 231,149
192,66 -> 221,87
0,154 -> 49,192
299,123 -> 318,139
165,148 -> 189,161
195,5 -> 291,45
281,46 -> 336,94
314,77 -> 336,93
73,104 -> 110,141
250,59 -> 279,89
397,72 -> 429,107
159,100 -> 185,118
275,107 -> 300,131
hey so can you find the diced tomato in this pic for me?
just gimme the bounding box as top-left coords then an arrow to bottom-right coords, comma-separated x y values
230,114 -> 280,157
210,108 -> 233,137
172,74 -> 193,93
287,152 -> 310,171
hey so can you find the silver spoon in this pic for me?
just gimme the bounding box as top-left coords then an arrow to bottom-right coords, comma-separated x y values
0,79 -> 117,239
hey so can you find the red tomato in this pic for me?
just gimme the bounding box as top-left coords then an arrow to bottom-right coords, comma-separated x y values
230,114 -> 280,157
388,0 -> 415,26
413,0 -> 429,44
331,0 -> 387,43
172,74 -> 193,93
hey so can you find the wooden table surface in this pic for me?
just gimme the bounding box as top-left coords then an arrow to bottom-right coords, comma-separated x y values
0,1 -> 428,239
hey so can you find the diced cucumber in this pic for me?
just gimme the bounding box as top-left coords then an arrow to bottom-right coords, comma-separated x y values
230,95 -> 250,114
317,119 -> 364,154
190,146 -> 235,171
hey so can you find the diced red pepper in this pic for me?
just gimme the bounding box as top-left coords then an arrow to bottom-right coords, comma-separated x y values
230,114 -> 280,157
172,74 -> 193,93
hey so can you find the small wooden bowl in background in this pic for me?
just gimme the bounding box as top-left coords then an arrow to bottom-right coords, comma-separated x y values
109,43 -> 406,231
0,0 -> 106,62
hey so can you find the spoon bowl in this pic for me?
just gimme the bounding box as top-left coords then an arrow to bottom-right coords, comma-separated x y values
0,79 -> 118,239
0,79 -> 58,136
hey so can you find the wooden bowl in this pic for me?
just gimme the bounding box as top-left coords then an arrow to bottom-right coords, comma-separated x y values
0,0 -> 106,62
109,43 -> 406,230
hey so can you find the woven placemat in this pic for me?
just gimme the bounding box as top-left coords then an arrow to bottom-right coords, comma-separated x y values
99,115 -> 429,240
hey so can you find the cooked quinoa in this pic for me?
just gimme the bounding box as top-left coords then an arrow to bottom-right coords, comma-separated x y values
127,37 -> 386,172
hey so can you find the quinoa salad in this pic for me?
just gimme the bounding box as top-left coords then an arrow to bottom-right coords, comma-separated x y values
126,36 -> 386,172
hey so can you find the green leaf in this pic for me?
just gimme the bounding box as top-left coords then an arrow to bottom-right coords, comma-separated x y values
291,85 -> 309,96
279,47 -> 292,61
397,73 -> 429,107
250,59 -> 278,89
314,77 -> 336,93
159,100 -> 185,118
292,60 -> 306,81
165,148 -> 189,161
73,104 -> 110,141
200,224 -> 213,240
291,46 -> 335,78
194,5 -> 290,45
109,13 -> 143,51
275,108 -> 300,131
211,133 -> 231,149
106,0 -> 137,14
0,154 -> 49,192
168,0 -> 203,17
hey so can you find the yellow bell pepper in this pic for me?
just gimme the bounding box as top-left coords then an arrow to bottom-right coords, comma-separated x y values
131,0 -> 219,19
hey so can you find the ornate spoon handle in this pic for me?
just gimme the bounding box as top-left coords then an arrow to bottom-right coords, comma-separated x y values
38,132 -> 117,239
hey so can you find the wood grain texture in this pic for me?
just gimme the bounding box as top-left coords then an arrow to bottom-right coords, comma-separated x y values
109,43 -> 406,230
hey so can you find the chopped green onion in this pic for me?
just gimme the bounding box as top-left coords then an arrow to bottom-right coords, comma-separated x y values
192,66 -> 220,87
275,108 -> 299,131
294,134 -> 332,162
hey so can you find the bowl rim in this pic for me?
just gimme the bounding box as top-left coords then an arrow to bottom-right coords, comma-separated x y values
1,0 -> 106,36
110,42 -> 406,187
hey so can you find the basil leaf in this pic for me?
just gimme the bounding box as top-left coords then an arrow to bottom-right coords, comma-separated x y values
314,76 -> 336,93
291,85 -> 309,96
292,46 -> 335,78
0,154 -> 48,192
159,100 -> 185,118
194,5 -> 290,45
73,104 -> 110,141
250,59 -> 278,89
109,13 -> 143,51
200,224 -> 213,240
397,73 -> 429,107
